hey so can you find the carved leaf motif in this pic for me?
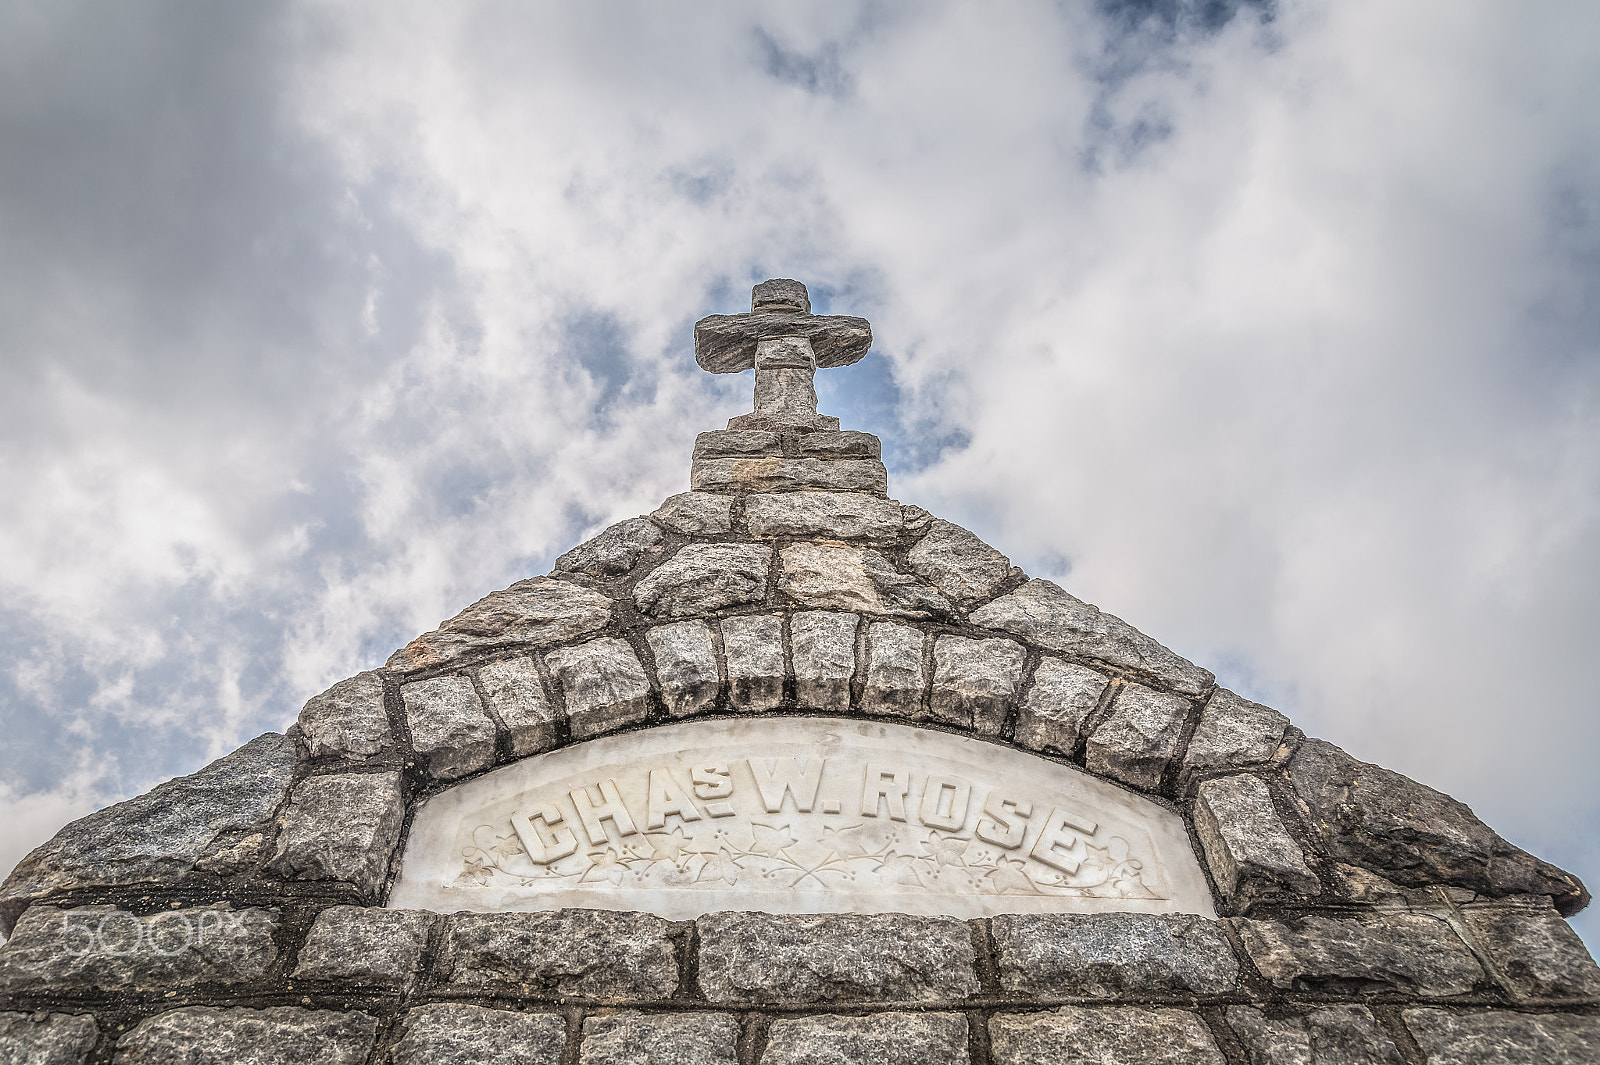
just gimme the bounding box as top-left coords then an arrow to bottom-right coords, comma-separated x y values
927,833 -> 969,867
876,851 -> 921,887
490,832 -> 524,863
697,848 -> 741,886
581,848 -> 627,885
647,829 -> 691,865
750,822 -> 798,858
821,824 -> 870,859
986,858 -> 1038,895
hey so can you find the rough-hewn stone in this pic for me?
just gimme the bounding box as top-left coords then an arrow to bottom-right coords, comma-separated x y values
763,1013 -> 969,1065
114,1006 -> 377,1064
906,519 -> 1016,606
1288,738 -> 1587,914
694,312 -> 872,372
695,911 -> 977,1003
971,579 -> 1213,695
400,674 -> 496,780
721,614 -> 785,711
861,621 -> 926,717
1085,683 -> 1192,791
991,913 -> 1238,996
779,543 -> 950,617
1233,913 -> 1485,997
790,611 -> 858,711
650,491 -> 734,535
580,1011 -> 739,1065
929,635 -> 1026,733
1013,658 -> 1109,756
691,457 -> 888,494
645,621 -> 721,717
298,671 -> 392,759
293,905 -> 436,991
437,910 -> 678,999
746,491 -> 904,540
1402,1008 -> 1600,1064
476,656 -> 558,756
634,543 -> 772,617
1196,774 -> 1321,906
267,771 -> 403,898
692,430 -> 781,459
1183,688 -> 1288,777
545,638 -> 653,739
0,733 -> 296,933
555,517 -> 668,577
989,1007 -> 1224,1065
0,1011 -> 98,1065
387,577 -> 613,672
1226,1005 -> 1406,1065
390,1003 -> 565,1065
0,904 -> 275,992
797,430 -> 881,458
1461,902 -> 1600,999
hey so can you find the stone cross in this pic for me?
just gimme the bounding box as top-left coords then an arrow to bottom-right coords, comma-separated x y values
694,279 -> 872,432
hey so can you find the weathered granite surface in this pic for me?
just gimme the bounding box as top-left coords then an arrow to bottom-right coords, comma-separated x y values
929,635 -> 1026,734
400,674 -> 496,780
0,905 -> 276,992
790,611 -> 858,711
476,656 -> 558,756
645,621 -> 721,717
545,638 -> 653,739
293,905 -> 436,991
906,519 -> 1015,606
779,543 -> 950,618
1234,913 -> 1485,997
1402,1008 -> 1600,1064
746,491 -> 904,540
0,733 -> 296,932
555,517 -> 668,577
722,614 -> 785,711
989,1007 -> 1225,1065
387,577 -> 613,672
695,912 -> 977,1003
797,430 -> 881,458
650,491 -> 733,535
0,1011 -> 98,1065
1085,683 -> 1192,791
1226,1005 -> 1405,1065
580,1011 -> 739,1065
1288,738 -> 1587,914
1461,903 -> 1600,999
390,1003 -> 565,1065
267,771 -> 404,898
298,671 -> 391,759
691,457 -> 888,494
692,430 -> 781,459
634,543 -> 772,617
1013,658 -> 1108,756
437,910 -> 678,999
694,310 -> 872,372
114,1006 -> 377,1064
991,912 -> 1238,996
1183,688 -> 1288,776
861,621 -> 926,717
764,1013 -> 969,1065
972,579 -> 1213,695
1196,774 -> 1321,907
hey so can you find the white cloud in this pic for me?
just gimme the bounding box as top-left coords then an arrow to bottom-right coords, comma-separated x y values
1,0 -> 1596,943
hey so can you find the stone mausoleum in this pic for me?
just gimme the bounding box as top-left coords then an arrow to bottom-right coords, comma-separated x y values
1,280 -> 1596,1063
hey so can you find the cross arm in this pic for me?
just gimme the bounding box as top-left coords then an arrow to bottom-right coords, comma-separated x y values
693,312 -> 873,373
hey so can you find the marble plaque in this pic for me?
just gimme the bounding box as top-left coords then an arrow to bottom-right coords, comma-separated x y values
388,718 -> 1215,919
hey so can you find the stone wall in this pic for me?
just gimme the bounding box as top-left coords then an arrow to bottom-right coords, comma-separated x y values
1,424 -> 1596,1063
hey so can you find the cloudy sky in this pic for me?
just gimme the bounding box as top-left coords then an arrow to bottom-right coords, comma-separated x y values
2,0 -> 1596,941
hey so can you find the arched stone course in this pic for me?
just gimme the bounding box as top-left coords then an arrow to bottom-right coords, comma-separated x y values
1,279 -> 1593,1064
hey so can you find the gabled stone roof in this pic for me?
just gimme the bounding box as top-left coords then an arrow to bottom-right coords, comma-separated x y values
0,280 -> 1594,1063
